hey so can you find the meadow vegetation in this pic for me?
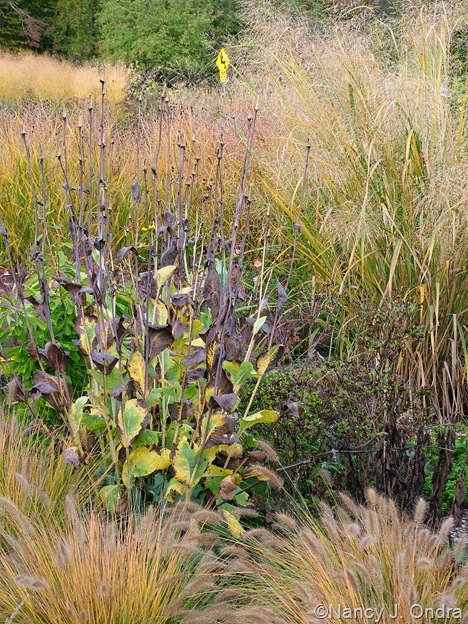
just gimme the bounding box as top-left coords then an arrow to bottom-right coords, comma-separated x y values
0,0 -> 467,620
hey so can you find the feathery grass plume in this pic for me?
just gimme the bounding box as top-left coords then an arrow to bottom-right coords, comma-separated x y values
438,516 -> 455,543
345,522 -> 361,539
0,501 -> 218,623
244,464 -> 284,490
192,509 -> 223,527
414,498 -> 427,525
14,575 -> 49,591
0,496 -> 36,538
0,408 -> 92,529
274,512 -> 297,530
234,0 -> 468,428
214,490 -> 468,624
416,557 -> 433,570
254,439 -> 280,463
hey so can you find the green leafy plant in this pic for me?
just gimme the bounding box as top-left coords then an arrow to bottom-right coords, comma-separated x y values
0,263 -> 87,396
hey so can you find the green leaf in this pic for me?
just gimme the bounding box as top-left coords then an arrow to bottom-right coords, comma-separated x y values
117,399 -> 147,448
99,484 -> 122,512
165,477 -> 188,503
173,438 -> 216,487
165,421 -> 192,449
132,430 -> 161,448
253,315 -> 267,336
69,396 -> 88,435
239,409 -> 279,435
155,265 -> 177,288
82,414 -> 106,432
223,360 -> 258,387
122,447 -> 172,488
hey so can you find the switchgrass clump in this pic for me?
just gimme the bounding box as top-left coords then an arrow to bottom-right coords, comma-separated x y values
0,51 -> 128,102
214,490 -> 468,624
234,0 -> 468,423
0,499 -> 222,623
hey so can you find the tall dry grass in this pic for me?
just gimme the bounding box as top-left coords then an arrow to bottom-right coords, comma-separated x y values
231,0 -> 468,422
0,91 -> 255,258
0,51 -> 128,102
0,1 -> 467,422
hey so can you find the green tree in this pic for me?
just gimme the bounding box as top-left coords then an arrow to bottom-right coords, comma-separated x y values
0,1 -> 24,50
99,0 -> 241,82
0,0 -> 57,53
53,0 -> 100,61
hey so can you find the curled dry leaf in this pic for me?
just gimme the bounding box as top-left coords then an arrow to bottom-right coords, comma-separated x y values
220,475 -> 238,501
146,323 -> 174,359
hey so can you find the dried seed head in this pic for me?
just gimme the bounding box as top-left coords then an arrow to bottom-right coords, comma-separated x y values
255,440 -> 279,463
359,535 -> 378,550
366,488 -> 377,507
55,538 -> 72,569
345,522 -> 361,539
192,509 -> 222,526
450,575 -> 467,590
344,568 -> 360,594
339,493 -> 360,516
438,517 -> 454,543
275,512 -> 297,530
416,557 -> 433,570
15,575 -> 49,591
416,527 -> 431,546
436,593 -> 456,608
413,498 -> 427,525
453,537 -> 467,562
245,464 -> 283,490
319,468 -> 333,487
0,496 -> 36,537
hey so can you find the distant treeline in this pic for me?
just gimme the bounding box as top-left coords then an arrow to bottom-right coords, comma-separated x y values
0,0 -> 243,82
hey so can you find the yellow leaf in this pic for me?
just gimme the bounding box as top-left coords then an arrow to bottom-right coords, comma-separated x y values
117,399 -> 147,448
190,337 -> 205,348
256,345 -> 284,376
173,439 -> 216,486
218,442 -> 243,458
165,478 -> 187,502
122,446 -> 171,488
222,510 -> 244,538
201,413 -> 226,441
155,265 -> 177,288
128,351 -> 146,394
206,465 -> 234,477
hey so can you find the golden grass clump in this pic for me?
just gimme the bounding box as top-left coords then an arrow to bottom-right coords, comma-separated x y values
0,407 -> 92,527
213,490 -> 468,624
0,51 -> 128,102
0,496 -> 222,623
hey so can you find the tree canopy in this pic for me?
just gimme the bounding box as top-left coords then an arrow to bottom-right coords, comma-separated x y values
0,0 -> 243,81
